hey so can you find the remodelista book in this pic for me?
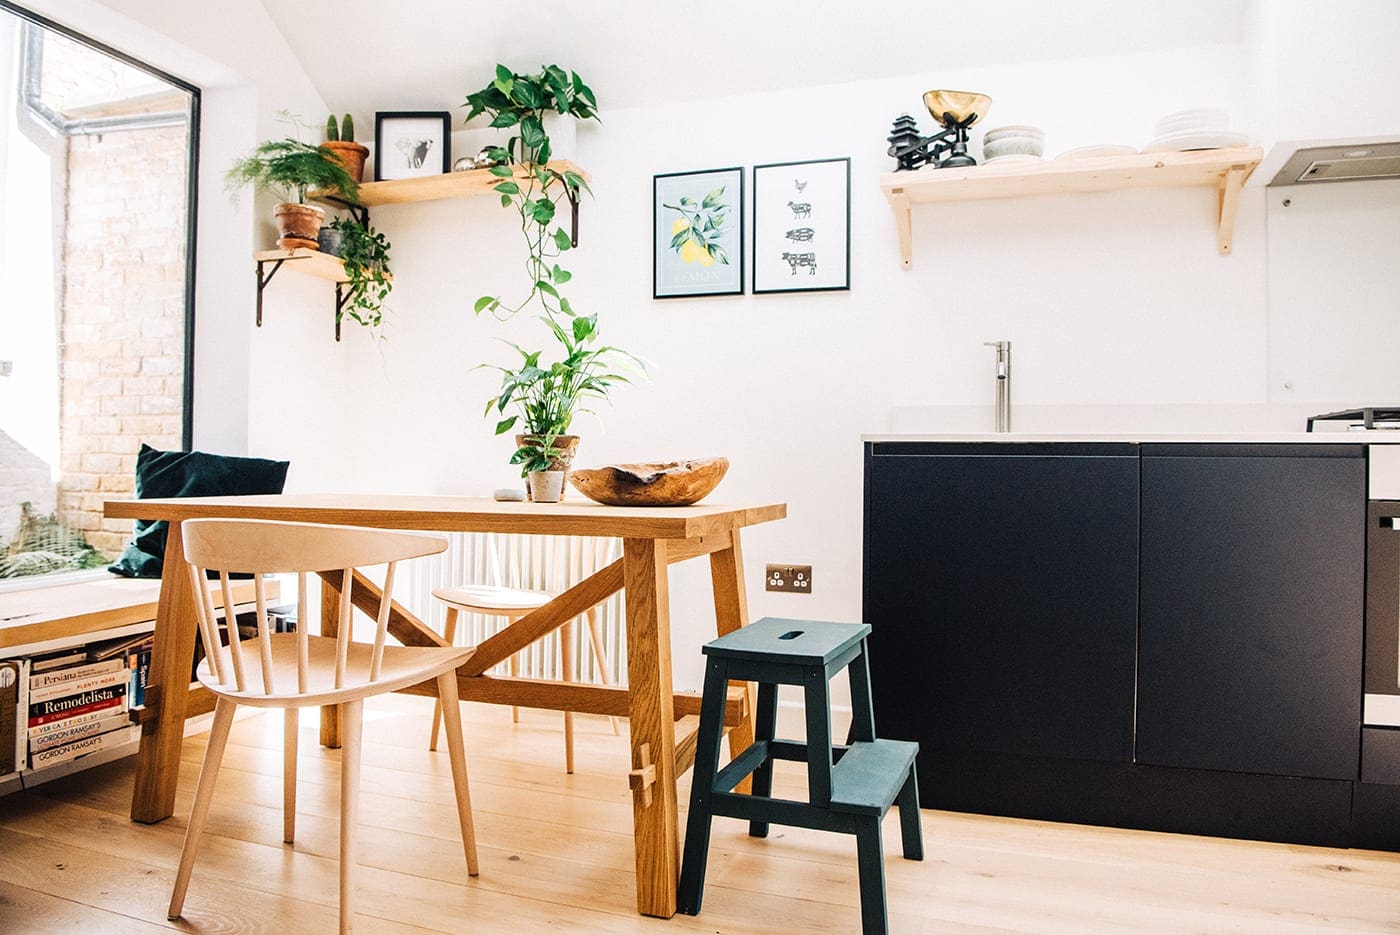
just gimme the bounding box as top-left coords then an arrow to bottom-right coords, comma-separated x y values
28,685 -> 125,727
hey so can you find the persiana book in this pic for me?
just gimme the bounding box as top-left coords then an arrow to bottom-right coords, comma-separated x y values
28,657 -> 125,691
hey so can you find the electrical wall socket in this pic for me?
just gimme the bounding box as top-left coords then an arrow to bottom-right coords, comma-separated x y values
765,564 -> 813,593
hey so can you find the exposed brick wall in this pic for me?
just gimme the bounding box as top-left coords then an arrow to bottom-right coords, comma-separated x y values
46,34 -> 189,558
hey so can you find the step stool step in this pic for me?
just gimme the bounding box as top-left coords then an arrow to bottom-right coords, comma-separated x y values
703,617 -> 871,666
830,739 -> 920,816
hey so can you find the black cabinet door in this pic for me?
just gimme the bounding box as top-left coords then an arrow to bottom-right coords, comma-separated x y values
863,443 -> 1140,763
1136,444 -> 1365,780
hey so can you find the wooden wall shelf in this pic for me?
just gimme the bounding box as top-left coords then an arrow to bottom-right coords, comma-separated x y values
880,146 -> 1263,267
252,248 -> 392,342
352,160 -> 590,207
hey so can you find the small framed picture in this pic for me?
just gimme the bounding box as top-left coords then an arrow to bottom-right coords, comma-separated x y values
653,167 -> 744,299
374,111 -> 451,181
752,157 -> 850,294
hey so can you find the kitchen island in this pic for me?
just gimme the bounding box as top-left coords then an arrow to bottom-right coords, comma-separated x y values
863,433 -> 1400,850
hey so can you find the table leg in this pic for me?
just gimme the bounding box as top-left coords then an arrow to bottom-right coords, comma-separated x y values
130,521 -> 200,823
622,537 -> 679,918
319,575 -> 341,749
710,528 -> 755,793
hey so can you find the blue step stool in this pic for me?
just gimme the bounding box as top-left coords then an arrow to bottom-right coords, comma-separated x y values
677,617 -> 922,934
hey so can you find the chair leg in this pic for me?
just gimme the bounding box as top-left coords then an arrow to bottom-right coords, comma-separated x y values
430,607 -> 460,752
585,608 -> 620,735
897,765 -> 924,861
283,707 -> 299,844
677,658 -> 732,916
339,699 -> 364,935
561,618 -> 575,774
855,817 -> 889,935
748,682 -> 779,838
168,697 -> 237,920
437,671 -> 480,876
508,613 -> 521,724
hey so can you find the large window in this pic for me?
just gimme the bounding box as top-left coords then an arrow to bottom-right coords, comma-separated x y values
0,4 -> 197,579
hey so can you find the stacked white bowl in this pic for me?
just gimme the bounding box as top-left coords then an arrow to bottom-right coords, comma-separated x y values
982,125 -> 1045,164
1144,109 -> 1247,152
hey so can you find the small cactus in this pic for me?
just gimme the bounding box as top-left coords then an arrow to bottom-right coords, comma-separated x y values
325,114 -> 339,142
341,113 -> 354,142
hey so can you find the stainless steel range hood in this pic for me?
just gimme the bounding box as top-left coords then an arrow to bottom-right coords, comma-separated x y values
1264,137 -> 1400,187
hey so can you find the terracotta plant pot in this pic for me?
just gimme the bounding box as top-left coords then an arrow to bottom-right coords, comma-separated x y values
516,434 -> 580,501
273,202 -> 325,250
320,141 -> 369,184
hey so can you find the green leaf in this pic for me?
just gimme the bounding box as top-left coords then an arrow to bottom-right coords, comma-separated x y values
512,79 -> 544,109
519,115 -> 547,150
501,194 -> 513,207
553,228 -> 573,251
535,279 -> 559,298
495,64 -> 513,83
474,295 -> 496,313
669,227 -> 690,250
530,198 -> 556,224
489,112 -> 519,129
559,296 -> 574,315
494,180 -> 520,195
494,415 -> 518,435
679,196 -> 694,207
573,315 -> 595,342
709,243 -> 729,265
702,186 -> 725,209
552,264 -> 571,284
488,164 -> 515,177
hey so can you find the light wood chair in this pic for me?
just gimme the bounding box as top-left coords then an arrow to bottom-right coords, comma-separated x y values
166,519 -> 479,935
428,534 -> 619,775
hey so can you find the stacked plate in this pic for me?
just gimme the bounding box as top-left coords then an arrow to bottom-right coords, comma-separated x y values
982,125 -> 1045,165
1144,109 -> 1247,152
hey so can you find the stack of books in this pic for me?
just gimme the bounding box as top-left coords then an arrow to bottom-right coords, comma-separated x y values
17,633 -> 151,773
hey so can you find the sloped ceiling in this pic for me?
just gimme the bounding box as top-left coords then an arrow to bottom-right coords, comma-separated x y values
260,0 -> 1244,122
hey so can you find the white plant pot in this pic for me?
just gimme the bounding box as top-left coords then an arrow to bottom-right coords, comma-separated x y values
528,470 -> 565,503
543,112 -> 576,163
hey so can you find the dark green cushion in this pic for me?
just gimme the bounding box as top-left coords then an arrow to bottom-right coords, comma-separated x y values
108,444 -> 289,578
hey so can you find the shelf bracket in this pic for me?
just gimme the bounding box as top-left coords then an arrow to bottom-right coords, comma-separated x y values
546,168 -> 582,247
333,283 -> 348,342
1217,166 -> 1247,255
255,258 -> 287,327
888,190 -> 913,269
316,193 -> 370,228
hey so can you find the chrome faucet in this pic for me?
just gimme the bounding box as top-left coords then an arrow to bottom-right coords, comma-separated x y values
984,341 -> 1011,432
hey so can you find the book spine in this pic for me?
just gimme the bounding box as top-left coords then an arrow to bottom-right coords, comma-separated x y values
28,693 -> 124,727
1,660 -> 20,776
132,649 -> 151,708
28,668 -> 130,704
27,704 -> 126,739
28,651 -> 88,674
28,657 -> 125,691
28,725 -> 138,769
28,711 -> 131,753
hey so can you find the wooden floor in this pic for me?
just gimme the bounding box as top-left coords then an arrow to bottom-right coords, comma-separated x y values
1,695 -> 1398,934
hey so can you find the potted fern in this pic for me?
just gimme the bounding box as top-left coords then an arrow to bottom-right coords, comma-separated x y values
225,139 -> 359,247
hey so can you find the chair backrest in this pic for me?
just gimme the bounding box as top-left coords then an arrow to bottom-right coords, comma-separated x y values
182,518 -> 448,696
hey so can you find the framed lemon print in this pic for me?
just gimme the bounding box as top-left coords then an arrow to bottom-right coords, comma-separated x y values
653,167 -> 744,298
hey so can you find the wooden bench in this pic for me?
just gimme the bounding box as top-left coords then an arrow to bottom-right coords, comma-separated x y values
1,575 -> 277,721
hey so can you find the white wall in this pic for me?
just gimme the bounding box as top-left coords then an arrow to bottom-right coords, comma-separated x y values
247,41 -> 1270,689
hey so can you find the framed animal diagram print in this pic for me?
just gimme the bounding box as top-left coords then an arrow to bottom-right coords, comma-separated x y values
374,111 -> 451,181
653,167 -> 745,298
752,157 -> 850,294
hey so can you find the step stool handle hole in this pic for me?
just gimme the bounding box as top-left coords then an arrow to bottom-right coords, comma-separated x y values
778,630 -> 804,640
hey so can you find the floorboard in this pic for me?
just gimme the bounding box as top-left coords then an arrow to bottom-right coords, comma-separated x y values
0,695 -> 1397,933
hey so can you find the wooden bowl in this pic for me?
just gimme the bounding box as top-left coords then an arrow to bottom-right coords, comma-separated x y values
568,457 -> 729,507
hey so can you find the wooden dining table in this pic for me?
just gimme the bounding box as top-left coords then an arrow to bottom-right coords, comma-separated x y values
103,492 -> 785,918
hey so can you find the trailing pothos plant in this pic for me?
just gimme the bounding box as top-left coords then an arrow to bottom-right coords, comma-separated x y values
464,64 -> 599,322
481,311 -> 644,457
328,216 -> 392,329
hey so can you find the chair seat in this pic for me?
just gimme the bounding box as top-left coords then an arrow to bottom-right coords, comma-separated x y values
197,632 -> 474,708
433,584 -> 552,613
